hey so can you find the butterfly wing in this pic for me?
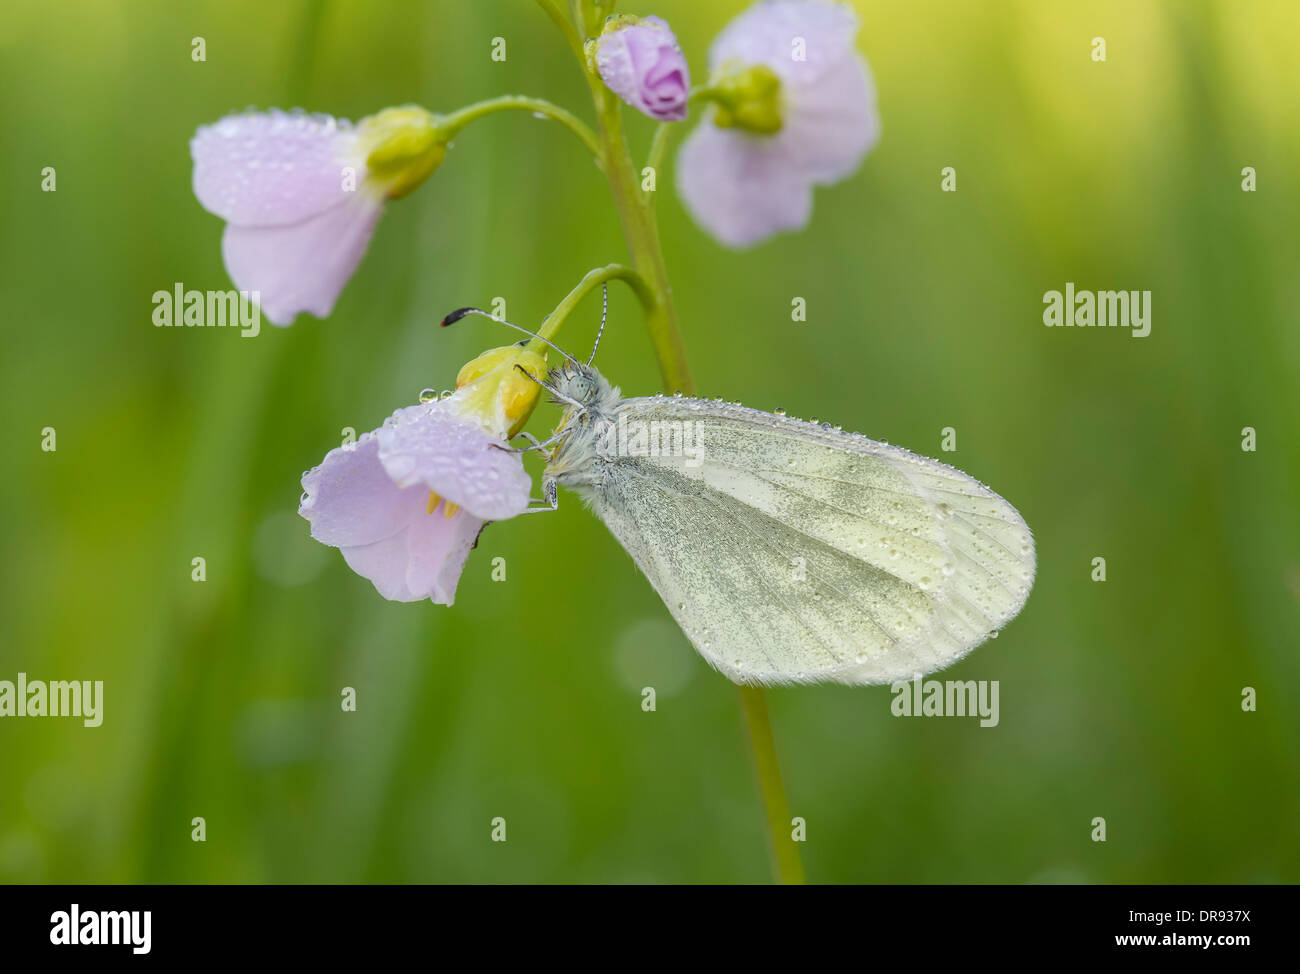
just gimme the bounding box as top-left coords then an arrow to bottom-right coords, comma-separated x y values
568,397 -> 1035,687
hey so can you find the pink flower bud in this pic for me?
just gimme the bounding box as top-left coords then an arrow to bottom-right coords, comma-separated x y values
596,16 -> 691,123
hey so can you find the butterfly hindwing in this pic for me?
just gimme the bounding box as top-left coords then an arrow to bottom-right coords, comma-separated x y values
566,397 -> 1035,686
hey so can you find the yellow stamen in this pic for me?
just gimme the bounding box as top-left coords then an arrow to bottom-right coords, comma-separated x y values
443,501 -> 460,519
426,490 -> 442,514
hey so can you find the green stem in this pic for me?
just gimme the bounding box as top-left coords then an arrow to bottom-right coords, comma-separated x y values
532,264 -> 654,351
645,122 -> 673,178
534,0 -> 586,61
738,686 -> 806,884
556,12 -> 802,885
438,95 -> 602,160
589,89 -> 693,391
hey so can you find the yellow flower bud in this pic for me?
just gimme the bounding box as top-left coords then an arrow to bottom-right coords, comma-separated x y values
709,64 -> 784,135
451,345 -> 549,439
357,106 -> 446,200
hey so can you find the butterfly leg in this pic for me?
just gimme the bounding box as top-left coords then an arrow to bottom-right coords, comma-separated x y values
519,477 -> 559,515
491,429 -> 567,459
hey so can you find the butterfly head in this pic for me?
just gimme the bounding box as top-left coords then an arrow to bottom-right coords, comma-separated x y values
550,360 -> 612,413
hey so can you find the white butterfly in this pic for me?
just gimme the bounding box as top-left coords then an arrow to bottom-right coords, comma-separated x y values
446,304 -> 1036,687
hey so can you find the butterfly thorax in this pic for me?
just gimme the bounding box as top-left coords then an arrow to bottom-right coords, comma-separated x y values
543,361 -> 622,490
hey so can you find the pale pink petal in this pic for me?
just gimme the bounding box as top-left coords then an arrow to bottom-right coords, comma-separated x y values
376,404 -> 532,522
779,51 -> 879,183
299,434 -> 426,549
221,193 -> 384,326
340,531 -> 420,602
191,109 -> 361,227
676,122 -> 813,248
710,1 -> 858,87
301,401 -> 529,605
404,509 -> 484,605
678,1 -> 877,247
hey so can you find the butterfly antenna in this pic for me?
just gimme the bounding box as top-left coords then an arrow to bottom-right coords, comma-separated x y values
440,307 -> 576,362
587,282 -> 608,366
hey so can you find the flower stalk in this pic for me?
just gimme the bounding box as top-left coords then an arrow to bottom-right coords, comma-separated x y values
588,81 -> 693,393
532,264 -> 654,353
556,6 -> 803,885
437,95 -> 602,160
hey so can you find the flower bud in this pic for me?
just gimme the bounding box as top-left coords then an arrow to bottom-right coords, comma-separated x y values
357,106 -> 446,199
708,64 -> 783,134
453,345 -> 549,439
594,16 -> 690,122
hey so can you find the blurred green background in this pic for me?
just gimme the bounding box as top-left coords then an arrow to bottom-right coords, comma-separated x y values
2,0 -> 1296,883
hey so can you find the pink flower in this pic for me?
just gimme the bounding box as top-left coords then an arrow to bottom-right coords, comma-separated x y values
677,1 -> 880,248
595,16 -> 691,122
192,107 -> 443,326
299,400 -> 532,605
